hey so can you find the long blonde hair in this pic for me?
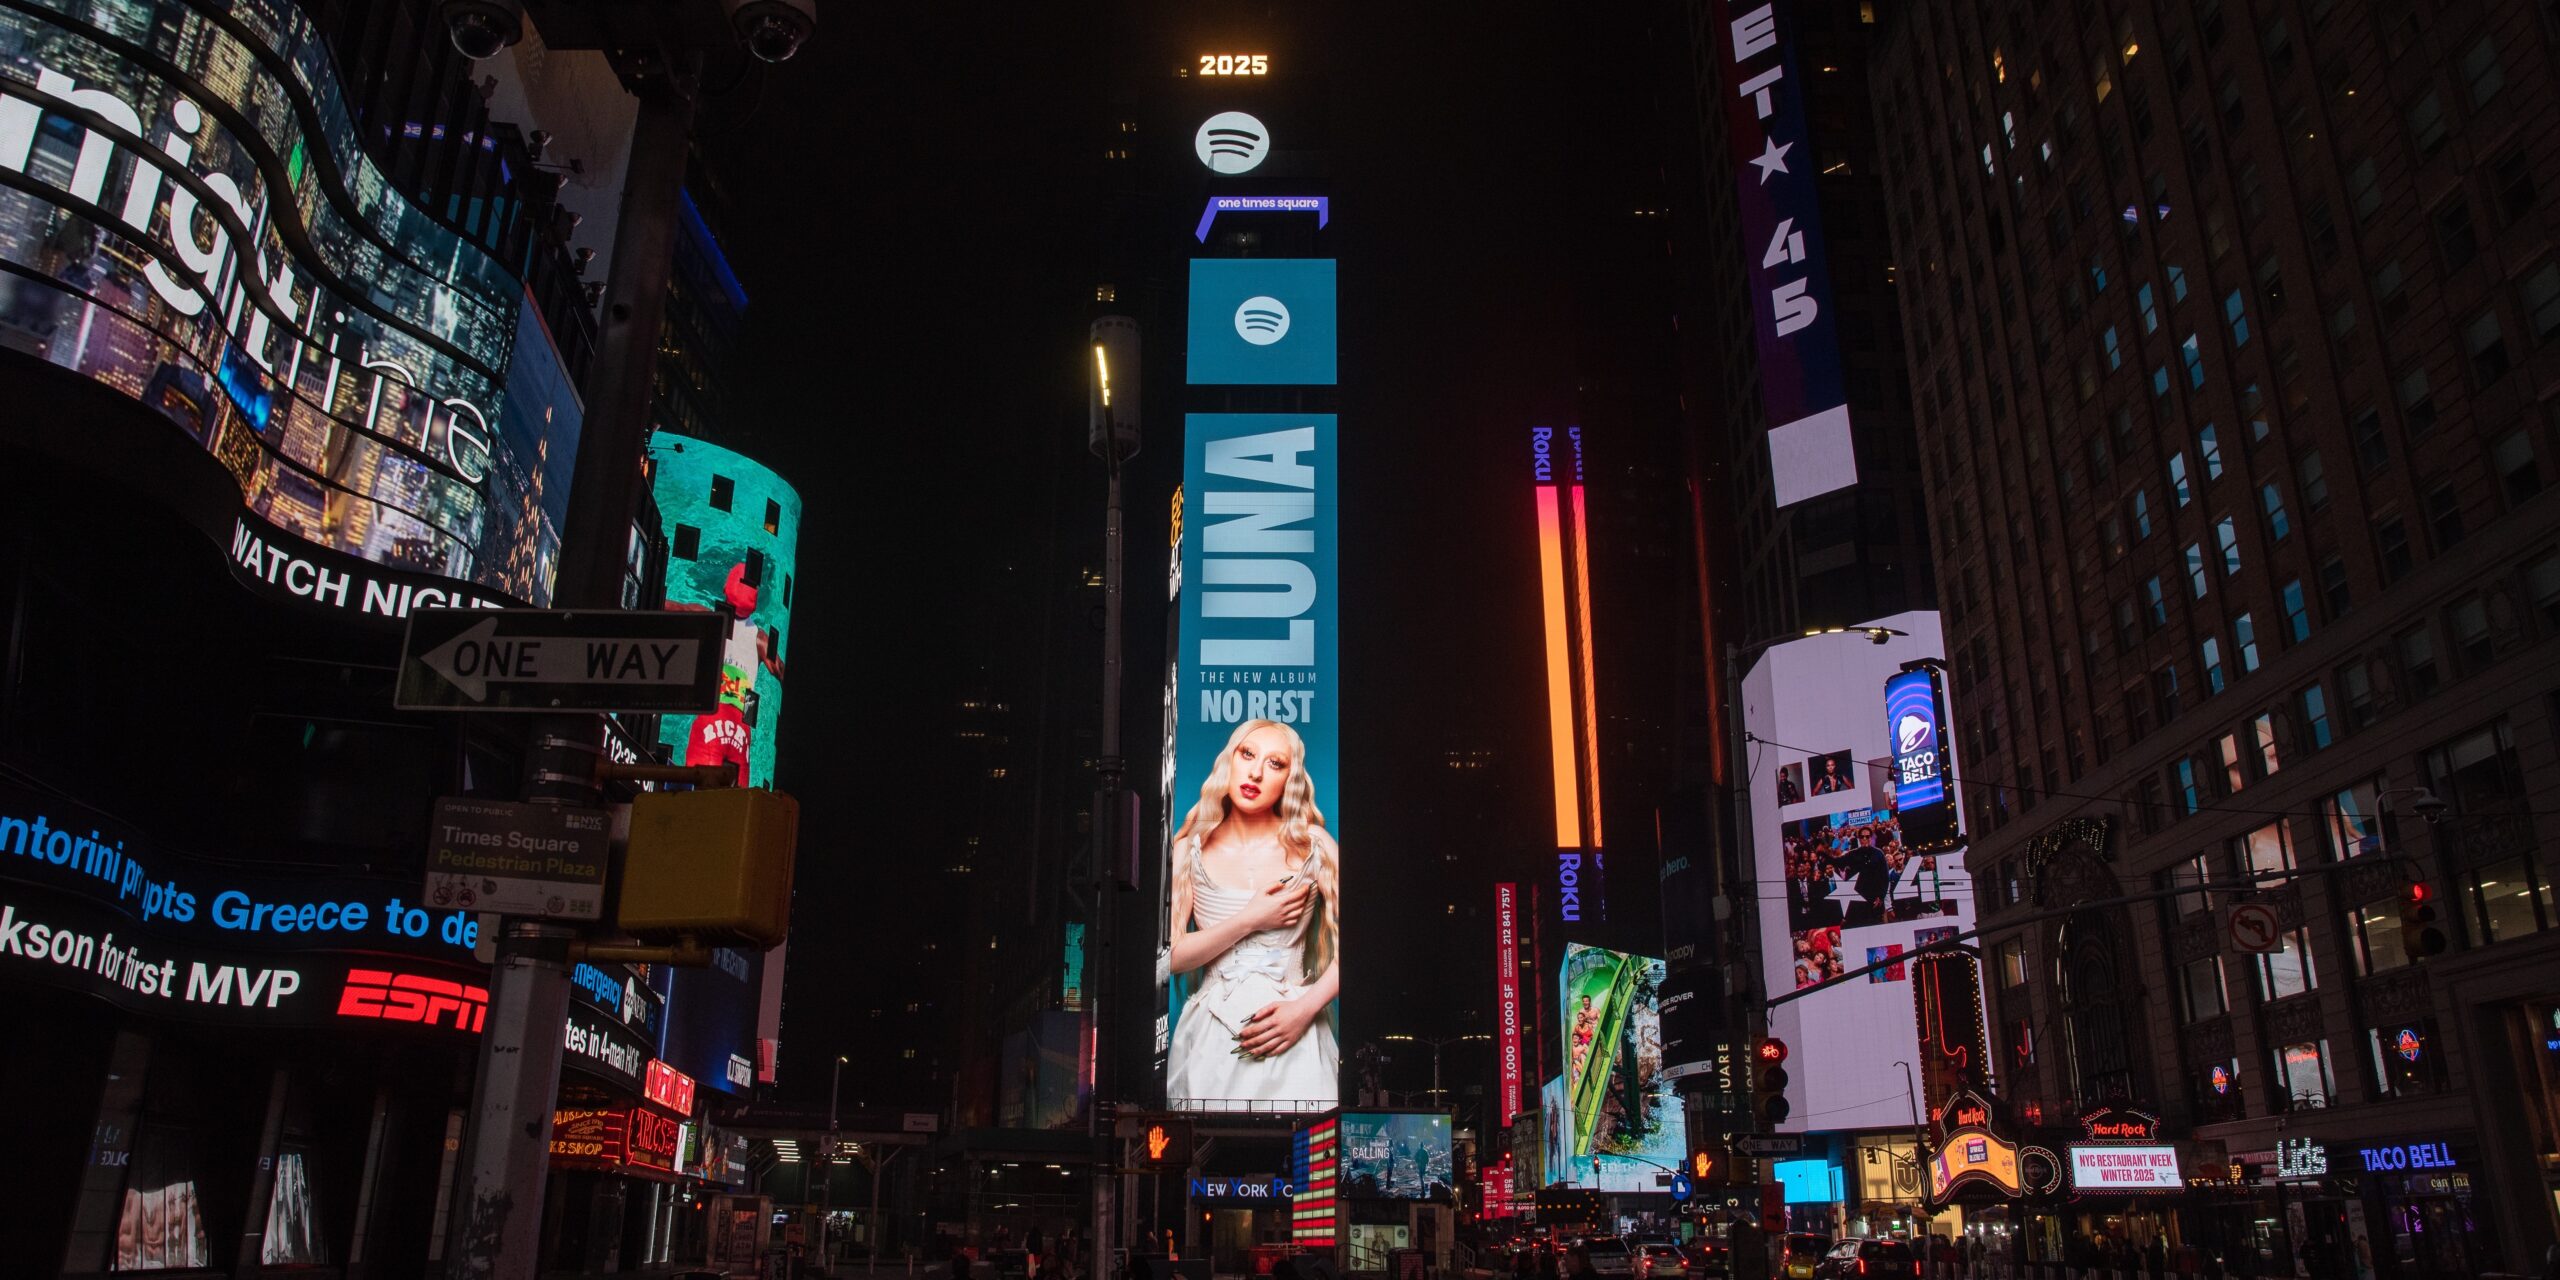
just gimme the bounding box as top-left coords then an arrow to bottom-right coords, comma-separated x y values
1169,719 -> 1339,982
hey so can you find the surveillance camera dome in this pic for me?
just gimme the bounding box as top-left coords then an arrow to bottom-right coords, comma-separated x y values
440,0 -> 521,60
728,0 -> 815,63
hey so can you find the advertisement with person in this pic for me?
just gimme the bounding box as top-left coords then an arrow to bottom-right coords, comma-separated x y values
652,433 -> 800,788
0,0 -> 584,607
1161,412 -> 1340,1114
1742,613 -> 1983,1134
1552,945 -> 1682,1190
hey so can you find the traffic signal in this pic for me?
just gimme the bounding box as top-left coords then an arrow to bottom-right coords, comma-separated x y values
1754,1036 -> 1792,1128
2399,883 -> 2448,958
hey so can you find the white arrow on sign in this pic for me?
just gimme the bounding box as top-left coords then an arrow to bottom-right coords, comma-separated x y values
422,617 -> 705,702
2227,901 -> 2282,954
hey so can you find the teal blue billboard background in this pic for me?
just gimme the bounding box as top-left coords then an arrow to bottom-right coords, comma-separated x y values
650,434 -> 801,789
1185,259 -> 1339,385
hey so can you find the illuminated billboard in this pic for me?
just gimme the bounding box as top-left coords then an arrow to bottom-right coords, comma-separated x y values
1530,427 -> 1606,927
1162,412 -> 1339,1113
1712,0 -> 1858,506
1495,882 -> 1523,1124
651,434 -> 801,789
1551,945 -> 1682,1191
0,0 -> 578,608
1338,1111 -> 1453,1201
1185,259 -> 1337,386
1883,667 -> 1962,850
1742,613 -> 1984,1133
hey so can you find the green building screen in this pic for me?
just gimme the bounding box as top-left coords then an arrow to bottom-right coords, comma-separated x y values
651,434 -> 800,788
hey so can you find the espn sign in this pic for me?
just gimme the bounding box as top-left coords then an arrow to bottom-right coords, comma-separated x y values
335,969 -> 488,1033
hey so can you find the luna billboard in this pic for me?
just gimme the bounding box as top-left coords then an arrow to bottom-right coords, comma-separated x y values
1160,256 -> 1341,1114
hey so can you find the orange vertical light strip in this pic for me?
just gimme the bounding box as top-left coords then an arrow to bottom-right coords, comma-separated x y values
1570,484 -> 1603,848
1535,486 -> 1582,848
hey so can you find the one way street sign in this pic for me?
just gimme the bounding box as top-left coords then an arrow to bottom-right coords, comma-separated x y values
396,608 -> 728,713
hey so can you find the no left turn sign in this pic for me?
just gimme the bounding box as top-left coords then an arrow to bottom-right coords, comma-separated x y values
2228,901 -> 2282,953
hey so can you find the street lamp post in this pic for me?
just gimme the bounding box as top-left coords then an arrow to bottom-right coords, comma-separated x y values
824,1055 -> 847,1272
1380,1034 -> 1491,1108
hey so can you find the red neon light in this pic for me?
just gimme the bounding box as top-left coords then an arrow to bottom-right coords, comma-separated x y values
1570,485 -> 1602,849
1534,486 -> 1582,847
336,969 -> 488,1033
644,1060 -> 697,1117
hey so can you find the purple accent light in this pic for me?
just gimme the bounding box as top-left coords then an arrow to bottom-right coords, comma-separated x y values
1195,195 -> 1330,242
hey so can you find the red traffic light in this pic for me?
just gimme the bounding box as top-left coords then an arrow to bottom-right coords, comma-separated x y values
2405,882 -> 2430,905
1756,1036 -> 1789,1064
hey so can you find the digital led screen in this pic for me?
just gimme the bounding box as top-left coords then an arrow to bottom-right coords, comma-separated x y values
0,0 -> 579,605
652,433 -> 801,789
1551,945 -> 1682,1190
1338,1111 -> 1453,1201
1495,882 -> 1523,1123
1711,0 -> 1858,506
1742,613 -> 1983,1133
1185,259 -> 1338,386
1162,412 -> 1340,1113
1772,1158 -> 1843,1205
1883,668 -> 1961,850
2067,1145 -> 2182,1192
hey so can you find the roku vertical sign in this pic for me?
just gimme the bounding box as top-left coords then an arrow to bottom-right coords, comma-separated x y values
1496,882 -> 1523,1124
1532,426 -> 1604,925
1715,0 -> 1858,506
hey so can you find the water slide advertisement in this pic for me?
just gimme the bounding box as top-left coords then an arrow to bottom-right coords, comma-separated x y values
1554,944 -> 1682,1191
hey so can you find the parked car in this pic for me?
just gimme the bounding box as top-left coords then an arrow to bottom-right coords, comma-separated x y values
1681,1238 -> 1730,1278
1583,1236 -> 1638,1277
1639,1242 -> 1687,1279
1780,1234 -> 1831,1280
1809,1238 -> 1918,1280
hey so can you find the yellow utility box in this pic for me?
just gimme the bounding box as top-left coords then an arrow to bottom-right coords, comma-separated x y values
619,787 -> 798,947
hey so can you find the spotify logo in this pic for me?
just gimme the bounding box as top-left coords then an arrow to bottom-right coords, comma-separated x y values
1234,297 -> 1291,345
1195,111 -> 1271,174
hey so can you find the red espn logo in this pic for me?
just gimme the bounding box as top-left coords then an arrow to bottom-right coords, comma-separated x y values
336,969 -> 488,1033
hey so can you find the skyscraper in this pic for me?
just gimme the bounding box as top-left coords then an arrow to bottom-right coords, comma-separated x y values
1873,1 -> 2560,1269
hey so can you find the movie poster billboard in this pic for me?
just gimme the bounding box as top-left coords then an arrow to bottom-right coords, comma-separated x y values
1339,1111 -> 1453,1200
0,0 -> 584,607
1160,411 -> 1340,1113
1743,612 -> 1983,1133
1551,945 -> 1682,1191
651,434 -> 800,789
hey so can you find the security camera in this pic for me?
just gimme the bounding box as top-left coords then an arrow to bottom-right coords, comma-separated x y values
728,0 -> 815,63
2409,789 -> 2449,824
440,0 -> 522,60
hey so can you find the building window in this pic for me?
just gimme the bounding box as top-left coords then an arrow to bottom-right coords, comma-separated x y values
2300,684 -> 2334,749
2495,430 -> 2543,504
2530,551 -> 2560,629
764,499 -> 783,535
2175,756 -> 2204,814
2398,625 -> 2440,699
2426,483 -> 2465,549
2298,449 -> 2330,509
2348,895 -> 2412,975
2448,596 -> 2492,671
671,524 -> 701,560
2196,1059 -> 2246,1122
2425,718 -> 2525,813
2327,778 -> 2383,860
2132,489 -> 2155,540
2169,853 -> 2216,916
2470,858 -> 2549,942
2156,664 -> 2184,724
2144,576 -> 2168,628
2262,484 -> 2290,541
2243,381 -> 2270,443
2011,1019 -> 2036,1069
2280,579 -> 2311,643
2237,821 -> 2294,875
2377,519 -> 2413,583
2274,1040 -> 2336,1110
1997,938 -> 2028,989
2319,557 -> 2352,616
2340,660 -> 2378,728
2200,424 -> 2224,478
708,474 -> 735,511
2138,283 -> 2159,332
2170,452 -> 2192,506
2399,368 -> 2439,433
2225,289 -> 2250,346
2253,713 -> 2283,775
2202,637 -> 2228,694
2181,955 -> 2229,1021
2368,1019 -> 2446,1098
2352,406 -> 2392,472
2181,333 -> 2207,387
2186,543 -> 2211,597
2253,928 -> 2319,1000
2103,326 -> 2123,370
2217,517 -> 2242,575
2406,92 -> 2448,157
2467,310 -> 2512,385
2523,261 -> 2560,343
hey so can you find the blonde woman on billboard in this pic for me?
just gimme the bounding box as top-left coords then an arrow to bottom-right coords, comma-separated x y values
1165,718 -> 1340,1108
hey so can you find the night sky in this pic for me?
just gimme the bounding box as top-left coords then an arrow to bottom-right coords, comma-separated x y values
698,0 -> 1682,1110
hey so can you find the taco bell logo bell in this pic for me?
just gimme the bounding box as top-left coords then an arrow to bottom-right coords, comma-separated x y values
1896,711 -> 1932,756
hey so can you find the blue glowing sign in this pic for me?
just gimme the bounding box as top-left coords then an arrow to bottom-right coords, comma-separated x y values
1883,666 -> 1961,850
1772,1158 -> 1843,1204
1185,259 -> 1338,386
2355,1140 -> 2457,1172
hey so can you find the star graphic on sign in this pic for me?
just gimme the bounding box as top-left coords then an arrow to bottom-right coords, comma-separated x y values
1750,137 -> 1794,183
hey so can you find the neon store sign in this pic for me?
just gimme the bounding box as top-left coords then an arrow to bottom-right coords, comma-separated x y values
2355,1140 -> 2456,1172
